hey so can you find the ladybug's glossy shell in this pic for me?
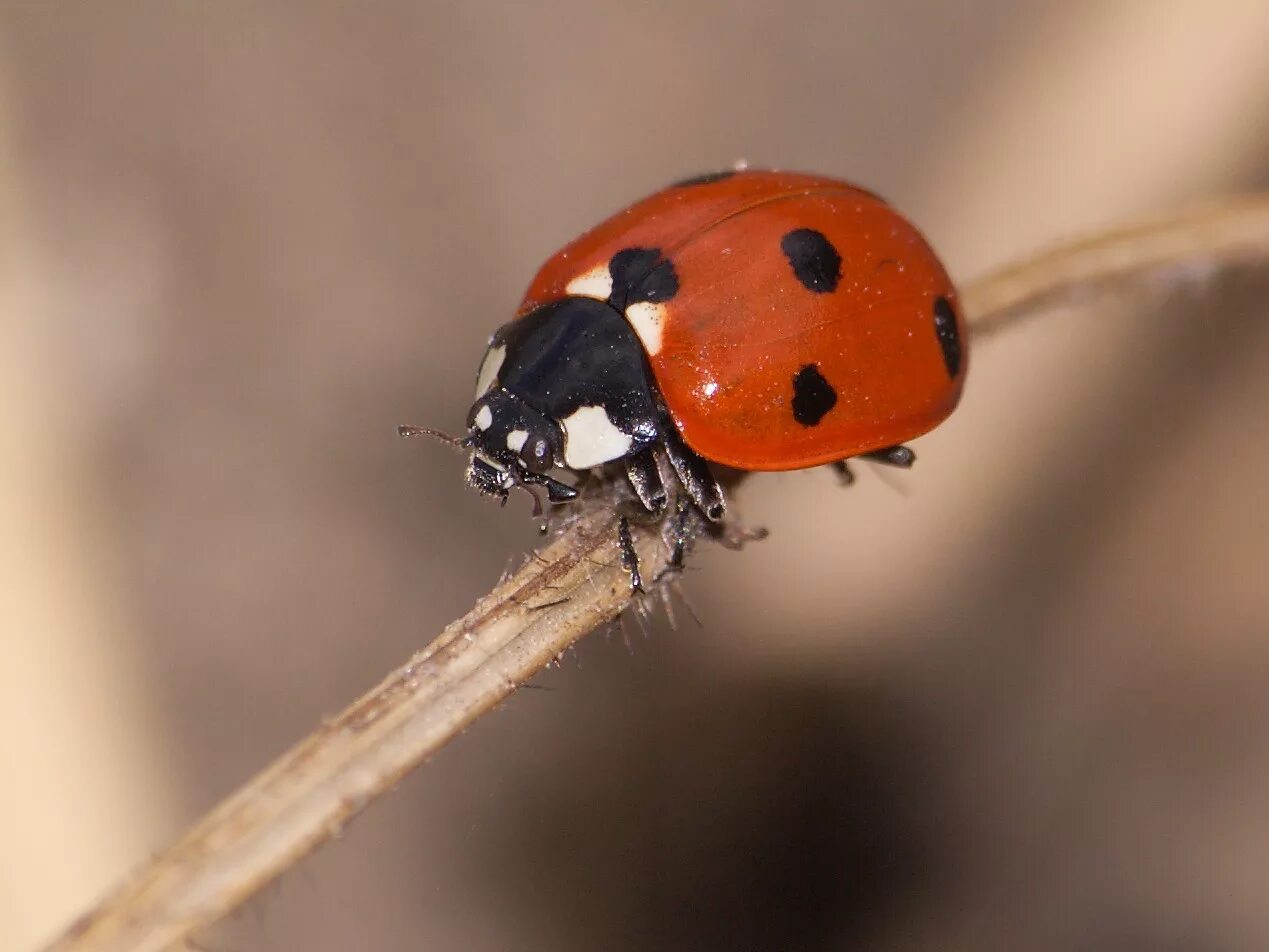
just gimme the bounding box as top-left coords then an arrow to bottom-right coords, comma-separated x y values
518,170 -> 966,471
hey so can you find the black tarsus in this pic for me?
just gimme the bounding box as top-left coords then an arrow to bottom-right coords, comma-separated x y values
518,468 -> 580,502
618,516 -> 644,594
863,445 -> 915,468
832,445 -> 915,487
665,495 -> 692,570
831,459 -> 855,485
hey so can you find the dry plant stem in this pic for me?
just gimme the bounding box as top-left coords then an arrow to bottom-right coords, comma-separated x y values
963,195 -> 1269,339
50,508 -> 671,952
46,194 -> 1269,952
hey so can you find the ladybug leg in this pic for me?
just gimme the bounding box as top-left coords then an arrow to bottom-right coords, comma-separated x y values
664,494 -> 692,569
617,516 -> 645,594
831,445 -> 915,486
862,445 -> 916,468
624,447 -> 669,516
661,428 -> 726,522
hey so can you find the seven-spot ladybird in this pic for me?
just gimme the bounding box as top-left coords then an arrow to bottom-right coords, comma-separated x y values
458,169 -> 967,587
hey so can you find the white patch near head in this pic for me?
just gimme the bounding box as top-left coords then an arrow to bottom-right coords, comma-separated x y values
624,301 -> 667,356
561,405 -> 633,469
565,264 -> 614,301
506,429 -> 528,453
474,405 -> 493,431
474,344 -> 506,398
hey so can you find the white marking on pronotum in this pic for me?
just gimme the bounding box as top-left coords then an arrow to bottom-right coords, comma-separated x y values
624,301 -> 667,355
474,344 -> 506,398
474,405 -> 493,431
506,429 -> 529,453
565,265 -> 614,301
561,405 -> 632,469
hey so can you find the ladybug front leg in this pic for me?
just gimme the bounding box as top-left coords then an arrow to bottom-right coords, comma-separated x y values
624,447 -> 668,516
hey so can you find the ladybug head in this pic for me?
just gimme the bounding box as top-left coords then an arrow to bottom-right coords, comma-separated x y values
464,388 -> 578,507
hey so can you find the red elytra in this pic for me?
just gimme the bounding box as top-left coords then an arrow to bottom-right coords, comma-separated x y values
517,169 -> 966,471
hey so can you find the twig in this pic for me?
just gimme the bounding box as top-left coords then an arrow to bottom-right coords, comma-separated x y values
45,194 -> 1269,952
962,195 -> 1269,338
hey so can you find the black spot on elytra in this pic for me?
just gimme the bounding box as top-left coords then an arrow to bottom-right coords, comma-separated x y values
671,169 -> 738,188
932,296 -> 962,378
792,364 -> 837,426
780,229 -> 842,293
608,247 -> 679,309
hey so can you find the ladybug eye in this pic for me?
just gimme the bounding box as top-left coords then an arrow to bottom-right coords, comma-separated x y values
523,435 -> 552,471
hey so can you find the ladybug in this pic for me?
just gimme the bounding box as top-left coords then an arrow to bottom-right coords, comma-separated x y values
456,169 -> 966,587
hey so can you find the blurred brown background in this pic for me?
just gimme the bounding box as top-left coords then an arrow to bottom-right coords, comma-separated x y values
3,3 -> 1269,950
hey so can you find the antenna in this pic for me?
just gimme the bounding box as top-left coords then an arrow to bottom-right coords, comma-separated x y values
397,424 -> 469,449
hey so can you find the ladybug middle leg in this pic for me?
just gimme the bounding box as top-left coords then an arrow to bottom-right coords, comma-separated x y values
617,516 -> 645,594
618,478 -> 707,594
617,437 -> 723,593
661,425 -> 726,522
663,494 -> 693,570
833,444 -> 916,484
